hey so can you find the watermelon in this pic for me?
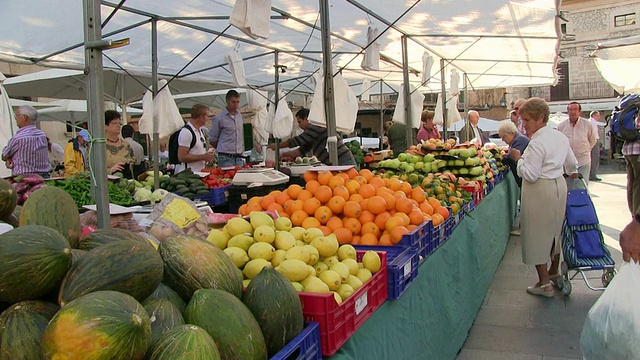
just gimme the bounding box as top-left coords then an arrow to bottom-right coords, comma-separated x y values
144,324 -> 220,360
0,178 -> 17,220
0,225 -> 71,303
184,289 -> 267,360
70,249 -> 87,266
78,228 -> 150,251
42,291 -> 151,360
19,186 -> 81,248
142,298 -> 185,342
58,240 -> 163,307
0,300 -> 59,359
144,283 -> 187,315
159,235 -> 243,300
243,266 -> 304,356
3,205 -> 21,228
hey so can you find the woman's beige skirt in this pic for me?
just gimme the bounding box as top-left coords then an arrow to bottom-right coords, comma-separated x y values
521,177 -> 567,265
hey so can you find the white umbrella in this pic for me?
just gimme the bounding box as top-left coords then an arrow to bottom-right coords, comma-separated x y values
9,98 -> 59,109
38,99 -> 142,126
592,35 -> 640,94
0,71 -> 18,177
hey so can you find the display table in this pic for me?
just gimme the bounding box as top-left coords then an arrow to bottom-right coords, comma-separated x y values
331,174 -> 519,359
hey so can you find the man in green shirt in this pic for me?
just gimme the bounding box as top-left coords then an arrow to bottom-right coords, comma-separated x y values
385,121 -> 416,157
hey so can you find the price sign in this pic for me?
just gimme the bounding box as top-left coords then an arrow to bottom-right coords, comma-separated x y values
355,291 -> 368,315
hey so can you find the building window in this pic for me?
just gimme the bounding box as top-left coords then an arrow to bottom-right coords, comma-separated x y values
614,13 -> 636,27
561,23 -> 567,34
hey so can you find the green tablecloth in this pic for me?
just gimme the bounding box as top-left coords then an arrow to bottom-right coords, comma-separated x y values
331,175 -> 519,360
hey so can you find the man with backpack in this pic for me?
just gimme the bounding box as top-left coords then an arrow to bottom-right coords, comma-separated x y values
169,104 -> 214,173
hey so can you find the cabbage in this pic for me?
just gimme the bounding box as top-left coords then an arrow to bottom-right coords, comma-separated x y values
151,189 -> 169,203
133,188 -> 153,202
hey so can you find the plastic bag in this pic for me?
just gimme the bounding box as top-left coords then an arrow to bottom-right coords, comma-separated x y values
143,193 -> 211,242
580,262 -> 640,359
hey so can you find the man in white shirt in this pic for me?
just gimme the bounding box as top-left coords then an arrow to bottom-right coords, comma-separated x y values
459,110 -> 484,145
557,102 -> 597,184
176,104 -> 214,173
589,110 -> 603,181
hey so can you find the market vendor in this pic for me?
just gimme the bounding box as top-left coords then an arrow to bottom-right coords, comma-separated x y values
63,129 -> 90,177
104,110 -> 135,179
416,110 -> 441,142
209,90 -> 245,168
268,108 -> 356,166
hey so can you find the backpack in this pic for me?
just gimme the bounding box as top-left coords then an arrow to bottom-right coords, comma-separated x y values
611,93 -> 640,142
168,125 -> 197,164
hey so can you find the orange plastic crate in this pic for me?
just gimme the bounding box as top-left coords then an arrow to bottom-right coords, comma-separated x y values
298,251 -> 388,356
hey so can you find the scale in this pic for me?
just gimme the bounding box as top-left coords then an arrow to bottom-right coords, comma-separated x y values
232,168 -> 290,186
287,163 -> 321,177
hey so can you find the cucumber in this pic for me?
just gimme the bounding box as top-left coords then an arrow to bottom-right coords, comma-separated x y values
196,189 -> 211,195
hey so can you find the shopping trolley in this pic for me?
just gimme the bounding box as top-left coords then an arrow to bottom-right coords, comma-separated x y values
556,175 -> 616,296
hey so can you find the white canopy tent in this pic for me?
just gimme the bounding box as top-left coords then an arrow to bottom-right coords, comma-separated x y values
591,34 -> 640,94
38,99 -> 143,126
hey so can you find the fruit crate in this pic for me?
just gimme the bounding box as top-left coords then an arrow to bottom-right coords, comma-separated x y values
298,251 -> 388,356
228,183 -> 288,213
417,221 -> 434,265
462,181 -> 483,206
270,322 -> 321,360
463,199 -> 475,213
397,221 -> 426,249
194,184 -> 232,206
354,245 -> 419,300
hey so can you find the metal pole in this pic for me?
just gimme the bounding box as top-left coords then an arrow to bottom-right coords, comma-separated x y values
320,0 -> 338,165
462,73 -> 468,116
83,0 -> 109,228
274,51 -> 280,171
152,18 -> 160,189
401,35 -> 413,149
440,58 -> 448,140
379,79 -> 384,149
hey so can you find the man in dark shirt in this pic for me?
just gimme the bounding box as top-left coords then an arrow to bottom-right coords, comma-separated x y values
268,108 -> 355,166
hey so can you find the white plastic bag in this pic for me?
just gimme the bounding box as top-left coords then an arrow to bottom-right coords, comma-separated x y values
580,262 -> 640,360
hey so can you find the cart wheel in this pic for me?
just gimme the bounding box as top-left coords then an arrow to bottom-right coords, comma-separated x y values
561,278 -> 572,296
555,276 -> 564,290
602,269 -> 615,287
561,261 -> 568,276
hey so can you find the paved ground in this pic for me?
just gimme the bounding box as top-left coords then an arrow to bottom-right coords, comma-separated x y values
457,162 -> 628,360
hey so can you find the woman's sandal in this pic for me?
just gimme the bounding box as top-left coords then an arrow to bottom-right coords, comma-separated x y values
526,283 -> 554,298
548,274 -> 562,288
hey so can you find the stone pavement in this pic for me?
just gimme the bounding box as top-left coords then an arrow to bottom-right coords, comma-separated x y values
457,163 -> 628,360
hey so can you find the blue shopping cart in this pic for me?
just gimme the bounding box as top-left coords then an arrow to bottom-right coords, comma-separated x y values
557,176 -> 616,296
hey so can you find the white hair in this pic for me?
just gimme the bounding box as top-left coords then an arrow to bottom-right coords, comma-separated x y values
498,121 -> 518,135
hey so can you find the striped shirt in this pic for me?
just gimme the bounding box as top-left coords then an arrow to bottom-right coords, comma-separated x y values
289,125 -> 355,165
622,116 -> 640,156
2,125 -> 51,176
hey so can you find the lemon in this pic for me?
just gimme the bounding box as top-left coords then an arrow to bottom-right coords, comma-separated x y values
291,281 -> 304,292
332,291 -> 343,305
347,275 -> 364,290
318,270 -> 341,291
337,244 -> 357,261
226,217 -> 253,237
289,227 -> 306,241
304,245 -> 320,265
243,279 -> 251,288
243,259 -> 270,279
341,258 -> 359,276
337,284 -> 355,300
274,217 -> 292,231
323,255 -> 340,268
307,265 -> 316,278
227,234 -> 254,252
314,261 -> 329,275
303,228 -> 324,244
206,229 -> 229,249
276,259 -> 311,282
355,268 -> 373,284
248,242 -> 275,261
270,249 -> 287,267
249,211 -> 274,229
285,246 -> 310,264
296,240 -> 306,247
274,231 -> 296,250
301,276 -> 330,294
311,236 -> 339,257
330,262 -> 350,283
362,250 -> 381,273
223,247 -> 250,268
253,225 -> 276,243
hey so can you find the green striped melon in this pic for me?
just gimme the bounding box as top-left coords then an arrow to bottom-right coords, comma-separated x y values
144,324 -> 220,360
79,228 -> 150,251
142,298 -> 185,342
144,283 -> 187,314
0,300 -> 59,359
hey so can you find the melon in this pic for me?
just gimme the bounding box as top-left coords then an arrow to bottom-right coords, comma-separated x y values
0,178 -> 17,220
184,289 -> 267,360
144,283 -> 187,314
19,186 -> 81,248
78,228 -> 150,251
42,291 -> 151,360
0,300 -> 59,359
142,298 -> 185,342
144,324 -> 220,360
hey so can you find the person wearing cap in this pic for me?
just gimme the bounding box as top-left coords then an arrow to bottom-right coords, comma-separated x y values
63,129 -> 90,177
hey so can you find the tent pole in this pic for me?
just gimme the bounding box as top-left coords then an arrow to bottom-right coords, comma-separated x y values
379,79 -> 384,149
274,51 -> 280,171
463,73 -> 468,116
401,35 -> 413,150
320,0 -> 338,165
83,0 -> 109,228
152,18 -> 160,189
440,58 -> 448,140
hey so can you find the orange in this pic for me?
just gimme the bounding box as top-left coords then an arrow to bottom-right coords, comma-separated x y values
349,193 -> 364,203
436,206 -> 450,220
291,210 -> 309,227
358,210 -> 375,224
359,198 -> 369,212
333,185 -> 350,201
393,190 -> 407,199
335,227 -> 353,244
428,197 -> 442,210
431,212 -> 444,227
395,212 -> 411,227
238,204 -> 248,216
267,203 -> 284,213
367,195 -> 387,215
275,191 -> 290,206
327,196 -> 346,215
379,192 -> 396,211
385,216 -> 405,232
374,211 -> 392,231
343,201 -> 362,218
247,196 -> 262,208
287,184 -> 303,199
345,180 -> 361,195
390,226 -> 409,244
343,217 -> 362,235
297,190 -> 313,202
283,199 -> 295,215
246,203 -> 263,213
346,168 -> 359,179
303,198 -> 322,216
451,203 -> 460,215
358,184 -> 376,198
359,169 -> 374,182
326,217 -> 344,231
411,187 -> 427,203
269,190 -> 282,197
388,178 -> 402,192
368,177 -> 385,189
317,171 -> 333,186
407,224 -> 417,231
303,171 -> 317,183
351,235 -> 361,245
314,206 -> 333,224
337,172 -> 350,183
395,197 -> 414,214
302,216 -> 321,229
375,186 -> 393,196
328,175 -> 345,189
359,233 -> 379,246
353,175 -> 368,186
315,185 -> 333,204
289,199 -> 305,214
305,180 -> 320,195
361,222 -> 380,237
318,226 -> 332,236
419,201 -> 434,216
378,233 -> 393,246
409,209 -> 426,225
400,182 -> 413,195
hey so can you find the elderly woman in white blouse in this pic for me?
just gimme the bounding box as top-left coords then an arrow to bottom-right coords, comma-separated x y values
509,98 -> 579,298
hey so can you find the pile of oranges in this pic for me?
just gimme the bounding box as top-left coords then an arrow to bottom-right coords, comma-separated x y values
238,168 -> 450,246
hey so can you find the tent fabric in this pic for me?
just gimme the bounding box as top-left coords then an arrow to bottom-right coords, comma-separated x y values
592,35 -> 640,94
0,1 -> 561,95
229,0 -> 273,40
0,71 -> 17,178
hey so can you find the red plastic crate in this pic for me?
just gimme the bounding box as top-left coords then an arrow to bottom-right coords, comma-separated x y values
462,180 -> 484,206
298,251 -> 388,356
